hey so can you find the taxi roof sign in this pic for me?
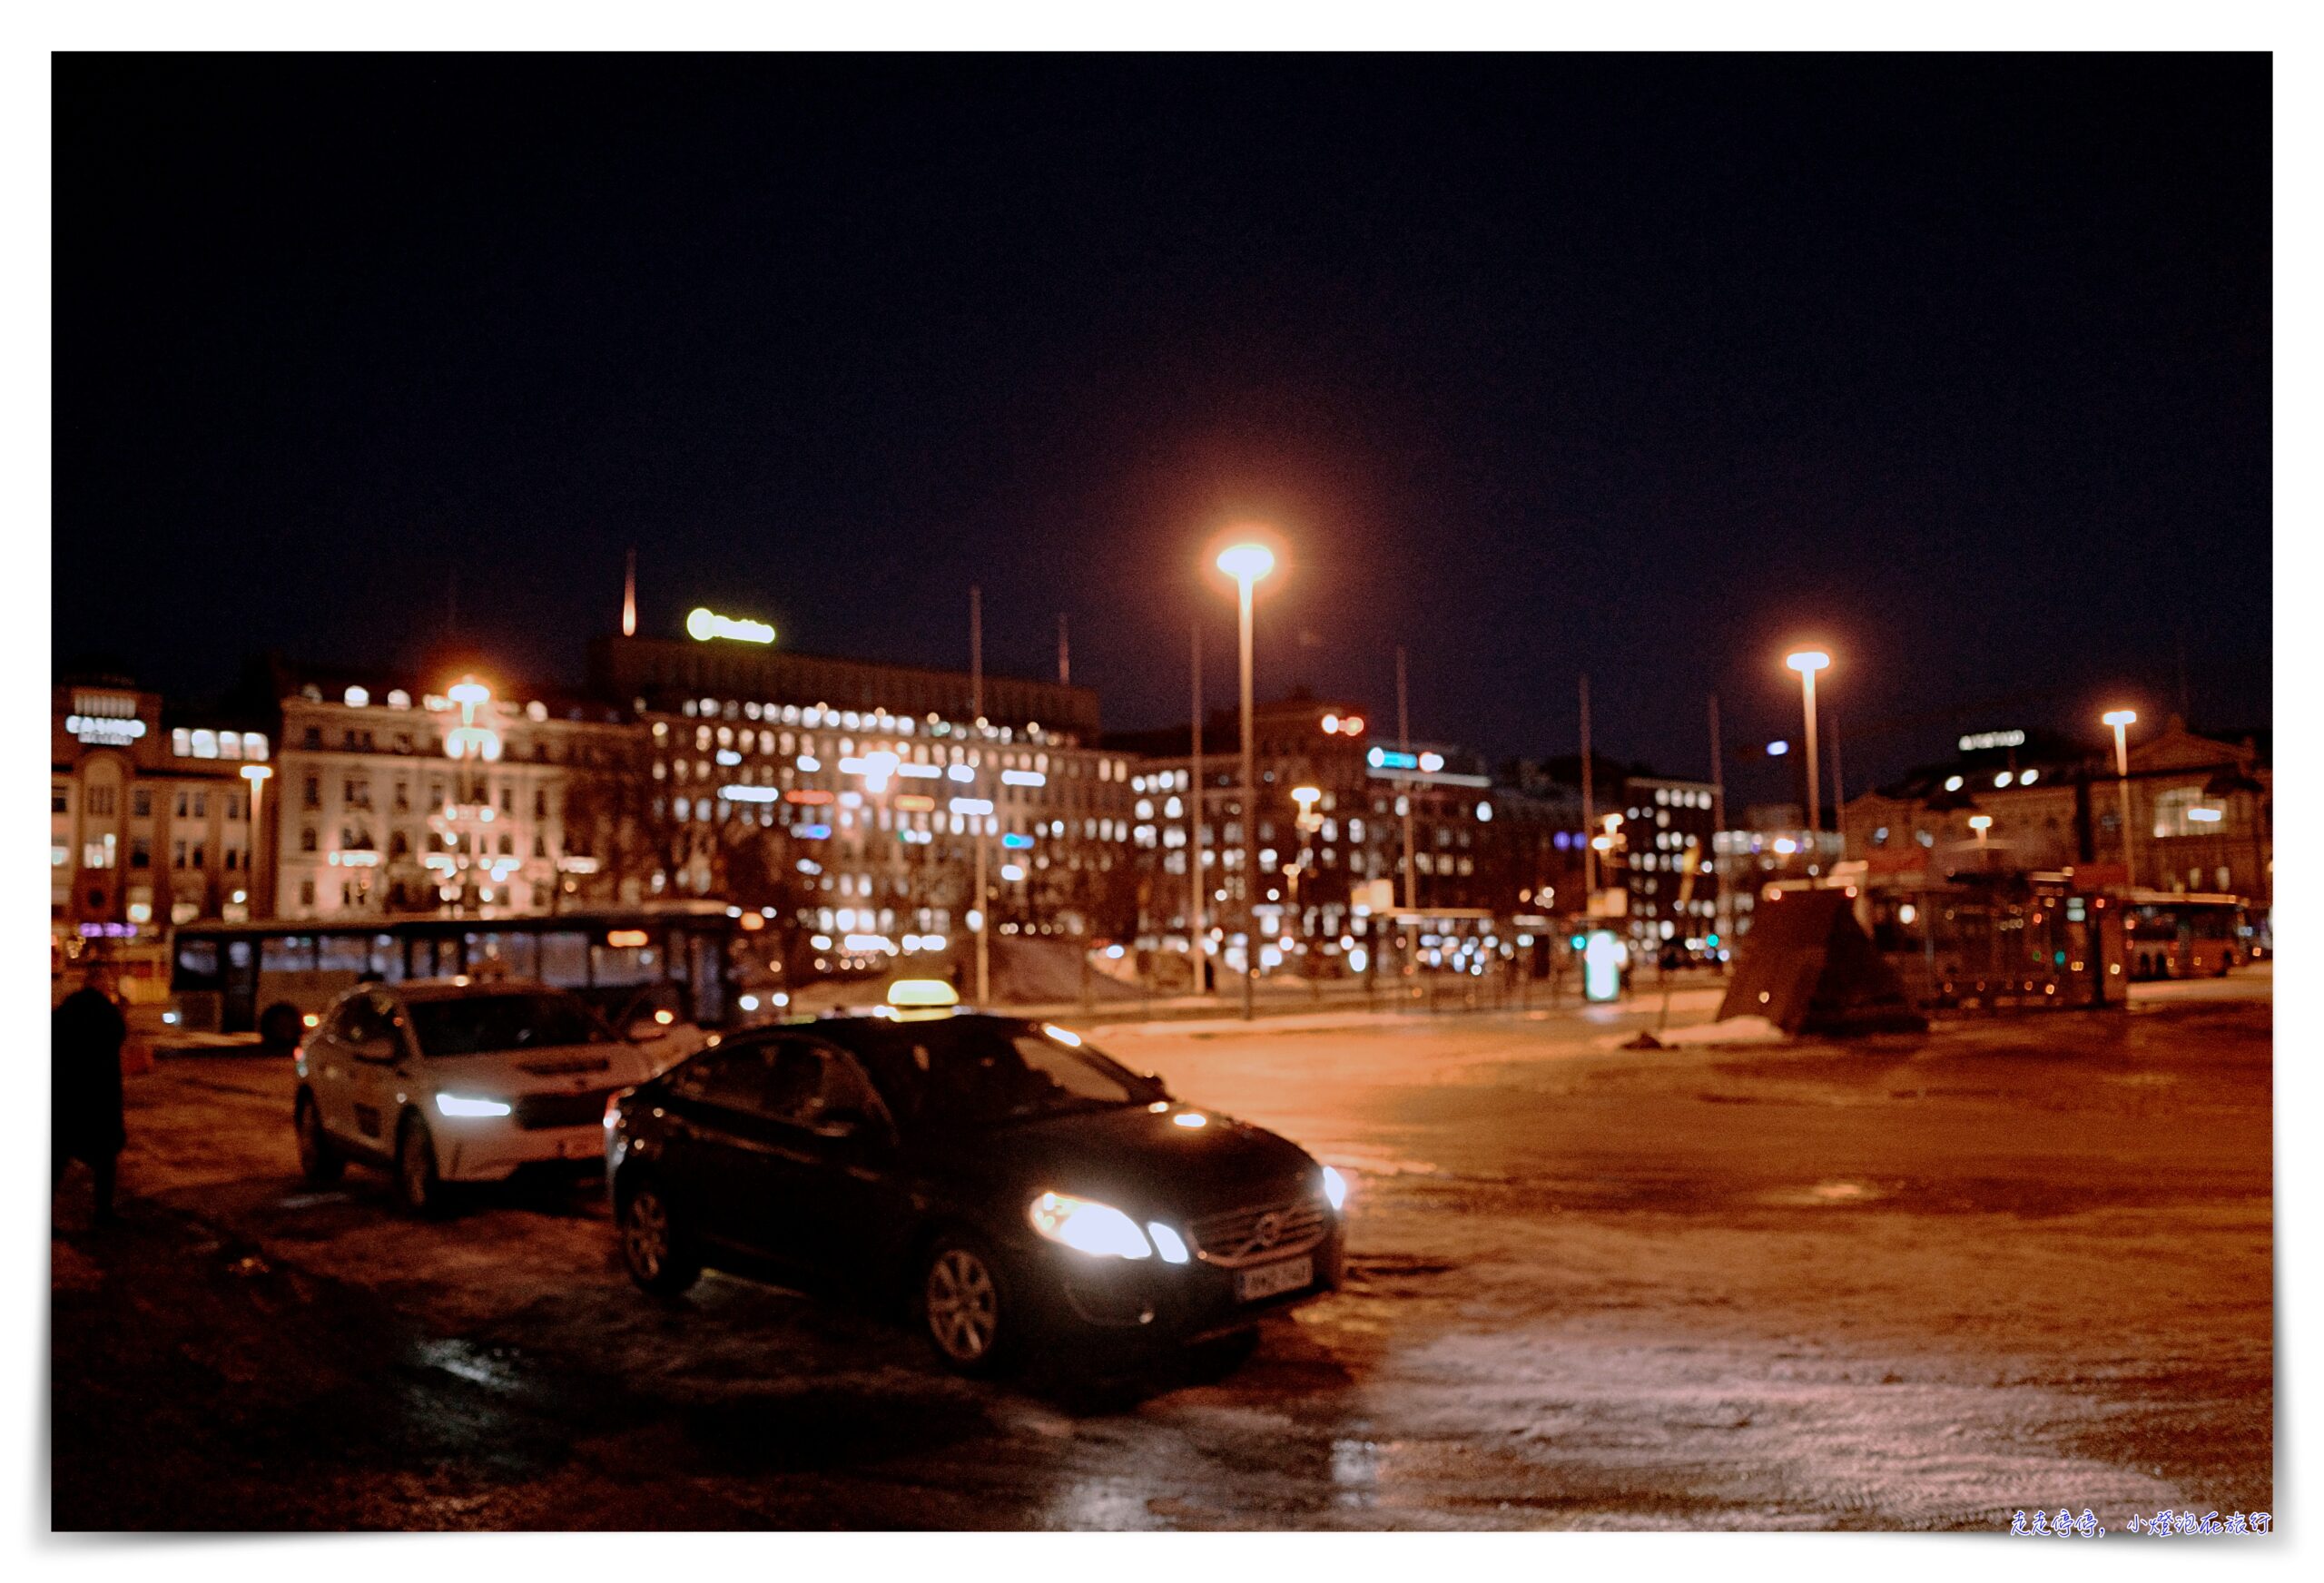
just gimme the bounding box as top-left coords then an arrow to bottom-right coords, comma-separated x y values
887,978 -> 960,1008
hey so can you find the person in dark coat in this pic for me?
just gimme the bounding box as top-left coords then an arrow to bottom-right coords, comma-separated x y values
53,964 -> 127,1224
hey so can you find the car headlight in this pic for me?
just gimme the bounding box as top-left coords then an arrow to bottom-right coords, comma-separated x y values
1028,1191 -> 1152,1259
435,1093 -> 512,1118
1321,1165 -> 1349,1210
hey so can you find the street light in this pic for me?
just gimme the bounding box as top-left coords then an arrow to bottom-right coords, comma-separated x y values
1214,538 -> 1277,1020
241,763 -> 273,919
1786,649 -> 1831,860
2103,708 -> 2139,889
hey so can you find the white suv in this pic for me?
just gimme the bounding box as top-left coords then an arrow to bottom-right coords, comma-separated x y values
293,978 -> 682,1213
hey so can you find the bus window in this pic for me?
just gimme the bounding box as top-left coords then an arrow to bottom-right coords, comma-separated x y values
369,934 -> 403,982
538,931 -> 588,988
466,930 -> 539,978
688,929 -> 726,1025
318,933 -> 369,976
173,938 -> 222,990
591,941 -> 659,987
261,935 -> 316,974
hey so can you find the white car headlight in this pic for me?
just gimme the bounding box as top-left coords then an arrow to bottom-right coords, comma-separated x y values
1028,1191 -> 1152,1259
1146,1222 -> 1192,1264
435,1093 -> 512,1118
1321,1165 -> 1349,1210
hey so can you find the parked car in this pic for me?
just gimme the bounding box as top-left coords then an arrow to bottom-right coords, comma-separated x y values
294,977 -> 682,1213
604,981 -> 1349,1376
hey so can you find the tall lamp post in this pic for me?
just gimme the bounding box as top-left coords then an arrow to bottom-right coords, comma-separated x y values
1215,540 -> 1276,1021
1786,650 -> 1830,867
2103,708 -> 2139,889
240,763 -> 273,919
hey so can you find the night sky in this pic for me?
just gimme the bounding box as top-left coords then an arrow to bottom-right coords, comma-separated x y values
54,54 -> 2270,810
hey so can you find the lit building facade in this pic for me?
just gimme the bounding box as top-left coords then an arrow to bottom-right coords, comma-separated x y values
51,680 -> 269,941
270,673 -> 633,920
1111,696 -> 1568,975
1839,715 -> 2270,904
1614,776 -> 1723,955
595,633 -> 1139,960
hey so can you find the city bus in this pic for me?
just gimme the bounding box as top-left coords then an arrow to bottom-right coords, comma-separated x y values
2121,891 -> 2250,980
166,905 -> 747,1043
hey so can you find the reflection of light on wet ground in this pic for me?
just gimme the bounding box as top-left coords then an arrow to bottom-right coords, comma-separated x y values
1756,1178 -> 1888,1207
1319,1143 -> 1444,1179
1331,1437 -> 1380,1508
410,1337 -> 521,1391
1055,1476 -> 1157,1529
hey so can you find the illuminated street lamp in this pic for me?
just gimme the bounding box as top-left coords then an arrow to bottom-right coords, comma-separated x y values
241,763 -> 273,918
1214,538 -> 1277,1020
2103,708 -> 2140,888
1786,650 -> 1831,858
1285,785 -> 1324,938
1969,812 -> 1994,849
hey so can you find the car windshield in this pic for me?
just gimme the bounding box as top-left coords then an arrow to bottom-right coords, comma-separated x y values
405,992 -> 611,1057
836,1018 -> 1153,1126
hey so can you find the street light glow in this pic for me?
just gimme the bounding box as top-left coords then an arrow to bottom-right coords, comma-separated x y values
2102,708 -> 2138,727
1215,542 -> 1275,585
1786,649 -> 1831,674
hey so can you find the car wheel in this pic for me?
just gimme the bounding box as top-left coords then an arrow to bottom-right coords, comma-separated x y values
294,1090 -> 344,1185
396,1113 -> 443,1215
921,1236 -> 1013,1375
619,1179 -> 701,1295
259,1000 -> 305,1050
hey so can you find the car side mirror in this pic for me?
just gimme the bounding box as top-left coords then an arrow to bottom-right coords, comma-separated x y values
1144,1071 -> 1172,1100
626,1018 -> 665,1043
354,1036 -> 401,1065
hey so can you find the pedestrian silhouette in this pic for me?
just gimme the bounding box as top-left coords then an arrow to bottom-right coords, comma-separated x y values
53,964 -> 127,1224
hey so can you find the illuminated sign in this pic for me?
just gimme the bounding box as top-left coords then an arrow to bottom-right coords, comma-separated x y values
605,929 -> 651,948
1583,931 -> 1623,1002
1958,729 -> 2026,752
1001,832 -> 1034,850
66,714 -> 146,746
686,607 -> 776,645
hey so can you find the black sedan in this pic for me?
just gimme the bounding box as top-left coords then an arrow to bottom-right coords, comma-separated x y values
603,996 -> 1348,1375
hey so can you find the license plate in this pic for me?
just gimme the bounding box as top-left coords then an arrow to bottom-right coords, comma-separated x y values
1235,1256 -> 1313,1303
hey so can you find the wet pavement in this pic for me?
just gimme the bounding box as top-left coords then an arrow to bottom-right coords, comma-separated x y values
51,972 -> 2273,1529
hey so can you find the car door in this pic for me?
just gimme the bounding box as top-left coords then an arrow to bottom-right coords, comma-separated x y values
655,1038 -> 806,1256
304,998 -> 364,1142
779,1037 -> 912,1286
340,990 -> 412,1153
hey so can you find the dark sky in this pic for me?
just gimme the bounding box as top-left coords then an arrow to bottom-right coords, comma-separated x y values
54,54 -> 2270,809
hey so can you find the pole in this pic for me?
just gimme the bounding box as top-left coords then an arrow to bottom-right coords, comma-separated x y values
1237,576 -> 1258,1020
1397,647 -> 1416,911
2113,725 -> 2137,890
1800,667 -> 1822,849
1828,707 -> 1845,859
971,585 -> 989,1007
1580,674 -> 1596,898
1397,646 -> 1418,995
1189,622 -> 1206,994
1707,692 -> 1726,948
1058,613 -> 1070,685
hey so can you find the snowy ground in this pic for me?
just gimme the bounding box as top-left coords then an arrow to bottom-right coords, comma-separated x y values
51,970 -> 2272,1529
